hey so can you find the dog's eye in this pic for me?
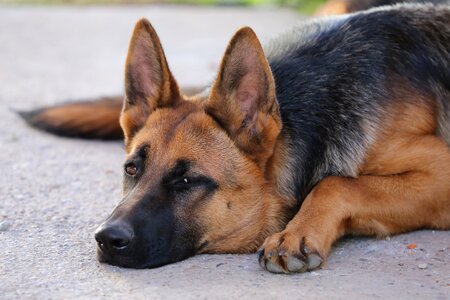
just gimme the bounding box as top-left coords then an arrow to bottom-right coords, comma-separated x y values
167,175 -> 217,195
172,177 -> 192,191
125,162 -> 138,176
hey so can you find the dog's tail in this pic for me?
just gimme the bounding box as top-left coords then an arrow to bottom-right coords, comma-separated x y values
18,96 -> 124,140
19,86 -> 204,140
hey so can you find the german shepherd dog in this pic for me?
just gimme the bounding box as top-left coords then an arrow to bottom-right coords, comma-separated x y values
21,3 -> 450,273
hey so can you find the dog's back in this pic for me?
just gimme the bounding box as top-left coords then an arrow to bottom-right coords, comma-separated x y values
260,4 -> 450,199
316,0 -> 449,15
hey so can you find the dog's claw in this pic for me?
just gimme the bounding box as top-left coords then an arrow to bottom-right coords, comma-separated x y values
257,250 -> 265,268
286,255 -> 306,272
266,260 -> 285,273
307,253 -> 322,270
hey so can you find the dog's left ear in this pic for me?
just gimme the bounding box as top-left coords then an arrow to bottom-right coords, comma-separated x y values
206,27 -> 281,167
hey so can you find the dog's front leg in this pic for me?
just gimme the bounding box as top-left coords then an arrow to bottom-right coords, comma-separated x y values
258,134 -> 450,273
258,176 -> 349,273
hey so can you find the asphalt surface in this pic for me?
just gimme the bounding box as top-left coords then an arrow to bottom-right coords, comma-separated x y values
0,5 -> 449,300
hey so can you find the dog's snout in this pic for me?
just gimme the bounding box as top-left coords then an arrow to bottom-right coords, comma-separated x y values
95,222 -> 133,251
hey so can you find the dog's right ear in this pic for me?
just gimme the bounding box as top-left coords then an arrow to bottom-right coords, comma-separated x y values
121,18 -> 180,148
206,27 -> 281,168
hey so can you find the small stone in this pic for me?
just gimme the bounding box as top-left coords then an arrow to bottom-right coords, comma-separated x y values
0,221 -> 11,231
418,263 -> 428,269
359,258 -> 368,262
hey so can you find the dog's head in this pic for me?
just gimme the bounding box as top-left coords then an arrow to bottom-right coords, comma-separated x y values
94,19 -> 287,268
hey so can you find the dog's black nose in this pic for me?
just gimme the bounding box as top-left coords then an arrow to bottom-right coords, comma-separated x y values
95,222 -> 133,251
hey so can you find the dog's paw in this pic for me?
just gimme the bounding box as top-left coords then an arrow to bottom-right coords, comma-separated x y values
258,231 -> 323,274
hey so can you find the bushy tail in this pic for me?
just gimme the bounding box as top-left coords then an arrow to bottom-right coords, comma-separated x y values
19,86 -> 203,140
19,96 -> 124,140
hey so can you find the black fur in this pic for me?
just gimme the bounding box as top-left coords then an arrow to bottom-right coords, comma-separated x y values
265,4 -> 450,202
99,155 -> 218,268
344,0 -> 448,13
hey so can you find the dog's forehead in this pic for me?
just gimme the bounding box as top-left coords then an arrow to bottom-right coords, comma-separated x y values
129,102 -> 195,145
129,101 -> 235,165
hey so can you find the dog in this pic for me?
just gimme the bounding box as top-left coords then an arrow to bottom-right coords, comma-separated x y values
21,3 -> 450,273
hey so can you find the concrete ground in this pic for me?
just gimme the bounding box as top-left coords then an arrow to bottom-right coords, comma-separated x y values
0,5 -> 449,300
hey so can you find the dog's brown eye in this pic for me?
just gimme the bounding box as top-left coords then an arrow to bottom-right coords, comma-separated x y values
125,163 -> 137,176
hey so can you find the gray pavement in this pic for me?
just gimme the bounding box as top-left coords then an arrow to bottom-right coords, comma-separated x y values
0,5 -> 449,299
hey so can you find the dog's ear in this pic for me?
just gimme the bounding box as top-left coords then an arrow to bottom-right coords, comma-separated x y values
121,18 -> 180,147
206,27 -> 281,167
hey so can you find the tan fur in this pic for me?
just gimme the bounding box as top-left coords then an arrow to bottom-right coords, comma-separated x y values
121,26 -> 289,254
126,100 -> 287,253
115,19 -> 450,272
121,19 -> 181,150
21,85 -> 204,141
260,93 -> 450,272
29,97 -> 124,139
207,27 -> 282,170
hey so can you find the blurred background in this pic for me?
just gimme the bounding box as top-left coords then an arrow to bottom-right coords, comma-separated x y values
0,0 -> 327,15
0,0 -> 323,106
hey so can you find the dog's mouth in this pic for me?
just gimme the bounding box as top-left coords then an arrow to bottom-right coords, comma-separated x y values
96,247 -> 148,269
96,244 -> 197,269
96,243 -> 172,269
